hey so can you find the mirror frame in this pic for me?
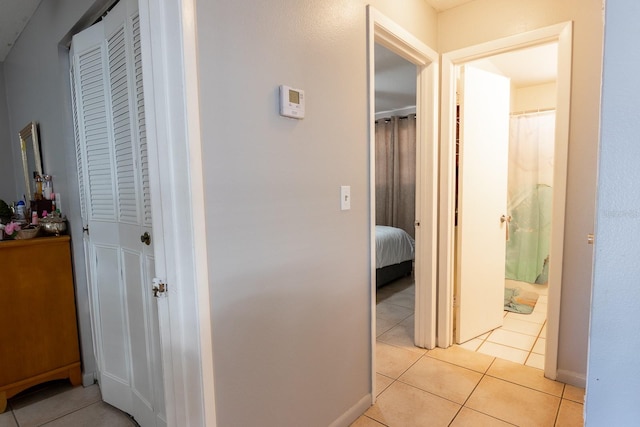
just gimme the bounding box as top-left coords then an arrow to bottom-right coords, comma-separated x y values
19,121 -> 42,200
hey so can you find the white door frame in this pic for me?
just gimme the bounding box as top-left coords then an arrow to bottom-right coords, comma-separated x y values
138,0 -> 216,425
367,6 -> 439,400
438,22 -> 573,380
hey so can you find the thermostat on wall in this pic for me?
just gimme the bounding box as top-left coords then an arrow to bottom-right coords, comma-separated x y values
279,85 -> 305,119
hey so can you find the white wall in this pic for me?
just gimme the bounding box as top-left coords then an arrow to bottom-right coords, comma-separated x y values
439,0 -> 603,384
2,0 -> 112,384
513,82 -> 557,113
587,0 -> 640,422
0,64 -> 16,201
194,1 -> 436,425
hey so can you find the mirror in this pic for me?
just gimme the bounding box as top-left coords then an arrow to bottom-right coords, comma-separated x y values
19,121 -> 42,200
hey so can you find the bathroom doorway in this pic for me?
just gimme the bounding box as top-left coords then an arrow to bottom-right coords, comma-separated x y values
438,22 -> 572,380
454,44 -> 558,369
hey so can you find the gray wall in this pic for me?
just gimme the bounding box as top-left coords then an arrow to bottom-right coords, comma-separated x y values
2,0 -> 110,383
195,1 -> 437,425
439,0 -> 603,384
0,64 -> 16,202
587,0 -> 640,422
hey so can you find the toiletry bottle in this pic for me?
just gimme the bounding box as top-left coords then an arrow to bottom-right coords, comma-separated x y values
16,200 -> 25,220
34,173 -> 43,200
31,211 -> 38,225
43,175 -> 53,200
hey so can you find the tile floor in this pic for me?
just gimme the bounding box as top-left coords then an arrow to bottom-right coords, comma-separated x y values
377,277 -> 548,369
358,276 -> 584,426
0,380 -> 136,427
459,279 -> 549,369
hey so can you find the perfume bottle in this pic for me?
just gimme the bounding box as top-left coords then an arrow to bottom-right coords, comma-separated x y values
34,173 -> 43,200
43,175 -> 53,200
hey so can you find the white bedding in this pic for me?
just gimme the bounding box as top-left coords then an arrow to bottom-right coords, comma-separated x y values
375,225 -> 415,269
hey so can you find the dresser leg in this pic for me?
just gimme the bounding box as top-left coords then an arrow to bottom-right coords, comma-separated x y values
69,365 -> 82,387
0,391 -> 6,413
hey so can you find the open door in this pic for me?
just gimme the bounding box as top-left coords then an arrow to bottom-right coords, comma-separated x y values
455,65 -> 510,344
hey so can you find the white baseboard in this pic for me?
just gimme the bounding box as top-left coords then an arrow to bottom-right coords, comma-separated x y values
82,371 -> 97,387
329,394 -> 372,427
556,369 -> 586,389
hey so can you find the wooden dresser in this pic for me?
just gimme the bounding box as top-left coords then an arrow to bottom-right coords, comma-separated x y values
0,236 -> 81,412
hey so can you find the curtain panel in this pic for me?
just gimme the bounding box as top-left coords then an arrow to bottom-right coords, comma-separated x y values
375,114 -> 416,238
505,111 -> 556,283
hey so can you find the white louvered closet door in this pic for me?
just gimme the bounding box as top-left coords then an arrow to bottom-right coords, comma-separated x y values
70,0 -> 165,425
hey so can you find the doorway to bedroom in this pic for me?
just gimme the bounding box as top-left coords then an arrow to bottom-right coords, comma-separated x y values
373,43 -> 419,349
367,9 -> 440,386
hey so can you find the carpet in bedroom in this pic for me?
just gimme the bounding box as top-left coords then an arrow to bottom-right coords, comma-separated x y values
504,287 -> 539,314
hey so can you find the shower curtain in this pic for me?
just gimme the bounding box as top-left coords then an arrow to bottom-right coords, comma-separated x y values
375,114 -> 416,238
505,111 -> 555,284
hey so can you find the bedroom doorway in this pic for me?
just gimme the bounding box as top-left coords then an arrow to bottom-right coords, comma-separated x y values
438,22 -> 572,380
373,42 -> 419,353
367,6 -> 440,403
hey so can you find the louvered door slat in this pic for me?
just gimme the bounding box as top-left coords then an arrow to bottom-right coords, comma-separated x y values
77,45 -> 116,221
132,14 -> 152,226
70,65 -> 88,221
107,25 -> 138,224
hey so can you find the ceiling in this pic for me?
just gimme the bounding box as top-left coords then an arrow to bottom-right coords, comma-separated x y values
0,0 -> 476,64
470,43 -> 558,88
375,42 -> 558,113
0,0 -> 42,62
374,44 -> 417,114
422,0 -> 476,12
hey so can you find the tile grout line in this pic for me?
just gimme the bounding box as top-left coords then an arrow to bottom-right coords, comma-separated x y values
10,408 -> 19,427
552,384 -> 567,426
482,371 -> 565,398
523,319 -> 547,368
29,400 -> 102,427
437,343 -> 566,399
447,357 -> 517,427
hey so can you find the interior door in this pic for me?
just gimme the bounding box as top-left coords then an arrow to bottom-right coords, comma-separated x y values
455,65 -> 511,344
70,0 -> 165,425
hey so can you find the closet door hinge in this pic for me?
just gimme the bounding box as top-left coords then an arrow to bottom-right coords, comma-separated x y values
152,278 -> 167,298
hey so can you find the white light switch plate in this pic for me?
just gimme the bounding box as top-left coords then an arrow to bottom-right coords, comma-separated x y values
341,186 -> 351,210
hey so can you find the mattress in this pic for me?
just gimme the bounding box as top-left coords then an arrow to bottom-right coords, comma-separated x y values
375,225 -> 415,269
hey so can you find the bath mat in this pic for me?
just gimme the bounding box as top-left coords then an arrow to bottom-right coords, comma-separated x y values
504,287 -> 539,314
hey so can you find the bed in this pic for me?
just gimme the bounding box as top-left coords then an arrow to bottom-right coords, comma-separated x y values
375,225 -> 415,287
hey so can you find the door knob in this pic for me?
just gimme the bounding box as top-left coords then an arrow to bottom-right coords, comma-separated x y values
140,232 -> 151,246
500,215 -> 512,241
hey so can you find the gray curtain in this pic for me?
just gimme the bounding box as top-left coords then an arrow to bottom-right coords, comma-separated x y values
375,114 -> 416,238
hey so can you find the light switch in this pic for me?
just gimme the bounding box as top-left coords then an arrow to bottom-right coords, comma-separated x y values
341,186 -> 351,211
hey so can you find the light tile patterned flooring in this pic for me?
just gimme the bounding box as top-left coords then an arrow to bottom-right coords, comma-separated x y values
0,380 -> 136,427
459,279 -> 549,369
352,276 -> 584,426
